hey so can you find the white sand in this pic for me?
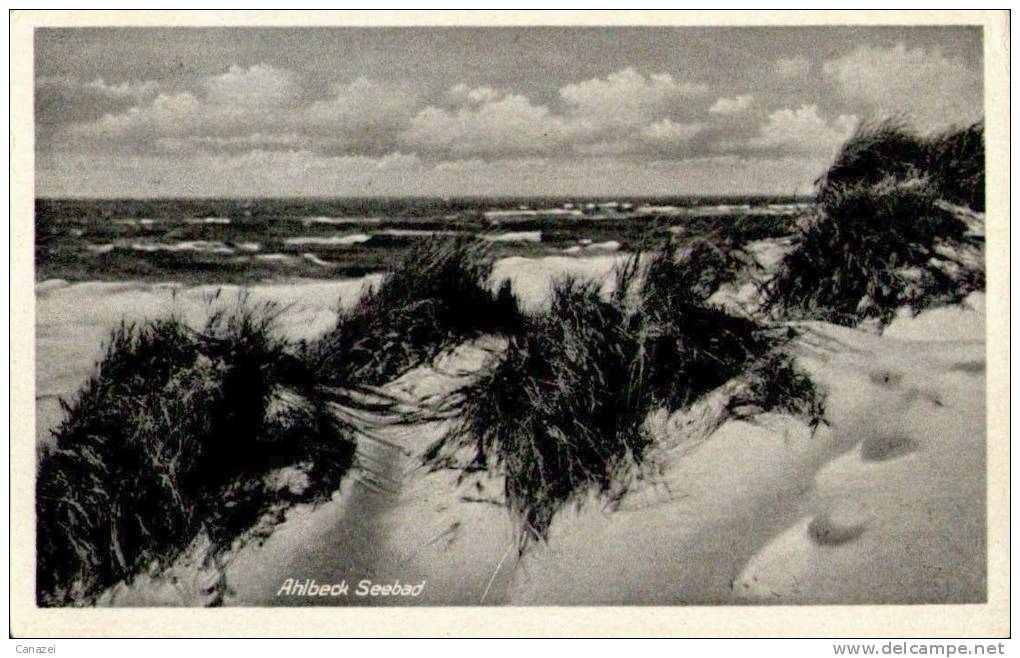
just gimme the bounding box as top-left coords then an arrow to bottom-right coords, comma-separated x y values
491,253 -> 627,312
884,292 -> 986,342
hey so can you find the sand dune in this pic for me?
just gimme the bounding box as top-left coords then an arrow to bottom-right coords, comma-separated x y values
223,339 -> 518,606
34,277 -> 381,449
36,249 -> 987,606
506,309 -> 985,604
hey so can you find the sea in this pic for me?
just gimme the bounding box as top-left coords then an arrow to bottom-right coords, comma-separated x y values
35,196 -> 810,284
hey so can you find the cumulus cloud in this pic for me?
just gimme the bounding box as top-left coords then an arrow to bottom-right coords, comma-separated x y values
709,94 -> 753,115
50,58 -> 908,173
304,77 -> 417,129
559,67 -> 709,129
822,42 -> 982,130
56,64 -> 723,161
37,75 -> 161,100
401,70 -> 712,158
302,77 -> 419,152
447,83 -> 500,105
203,64 -> 300,108
640,119 -> 705,145
63,67 -> 419,154
744,104 -> 858,156
68,91 -> 206,141
35,75 -> 164,144
773,56 -> 811,79
401,93 -> 571,157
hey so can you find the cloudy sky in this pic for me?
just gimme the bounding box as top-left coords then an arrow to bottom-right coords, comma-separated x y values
35,26 -> 983,198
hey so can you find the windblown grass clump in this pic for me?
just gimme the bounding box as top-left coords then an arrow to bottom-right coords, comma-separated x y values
638,239 -> 771,409
36,300 -> 355,606
431,237 -> 814,544
816,119 -> 927,202
767,175 -> 983,327
816,119 -> 984,212
727,351 -> 827,432
767,117 -> 985,327
924,121 -> 985,211
434,276 -> 651,543
311,236 -> 522,386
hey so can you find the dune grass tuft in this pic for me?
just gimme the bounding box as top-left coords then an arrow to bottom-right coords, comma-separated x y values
36,299 -> 355,606
637,238 -> 771,408
816,118 -> 926,203
431,236 -> 803,544
311,236 -> 522,387
437,276 -> 651,543
924,121 -> 985,211
816,119 -> 984,212
727,351 -> 827,432
766,118 -> 985,328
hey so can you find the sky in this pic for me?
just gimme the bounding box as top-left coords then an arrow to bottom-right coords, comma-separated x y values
34,26 -> 983,198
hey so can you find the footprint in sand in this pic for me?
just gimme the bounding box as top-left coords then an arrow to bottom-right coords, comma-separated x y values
808,512 -> 867,546
949,360 -> 985,375
860,433 -> 919,462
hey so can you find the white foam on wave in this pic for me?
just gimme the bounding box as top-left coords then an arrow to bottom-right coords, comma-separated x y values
130,241 -> 234,254
482,231 -> 542,243
284,234 -> 371,246
375,229 -> 461,237
299,216 -> 382,225
484,208 -> 584,220
255,253 -> 294,263
184,217 -> 231,225
561,240 -> 621,255
85,243 -> 115,254
302,253 -> 332,267
635,205 -> 682,215
588,240 -> 620,252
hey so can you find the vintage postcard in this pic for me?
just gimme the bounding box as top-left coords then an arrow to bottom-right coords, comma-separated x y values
9,9 -> 1010,638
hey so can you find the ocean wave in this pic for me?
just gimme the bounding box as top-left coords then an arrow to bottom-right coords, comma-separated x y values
298,216 -> 382,225
255,254 -> 295,263
375,229 -> 461,237
85,243 -> 115,254
184,217 -> 232,225
302,253 -> 333,267
481,231 -> 542,243
130,241 -> 235,254
563,240 -> 620,254
284,234 -> 372,246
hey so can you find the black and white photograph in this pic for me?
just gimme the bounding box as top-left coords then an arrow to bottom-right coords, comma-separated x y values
10,9 -> 1009,639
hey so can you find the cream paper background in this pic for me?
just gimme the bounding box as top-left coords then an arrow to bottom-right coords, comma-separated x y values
9,9 -> 1010,638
